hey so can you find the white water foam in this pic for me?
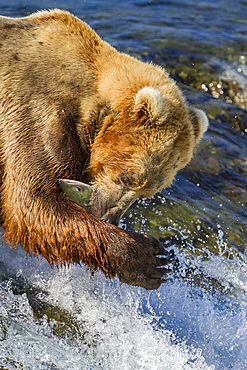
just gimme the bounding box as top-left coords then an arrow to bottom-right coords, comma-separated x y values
0,238 -> 246,370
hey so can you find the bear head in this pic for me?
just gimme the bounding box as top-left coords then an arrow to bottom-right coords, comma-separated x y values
63,86 -> 208,226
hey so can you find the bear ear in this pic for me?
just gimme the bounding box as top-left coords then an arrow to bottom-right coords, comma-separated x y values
189,108 -> 209,143
134,86 -> 169,125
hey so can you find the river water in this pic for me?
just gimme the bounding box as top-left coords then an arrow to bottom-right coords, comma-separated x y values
0,0 -> 246,369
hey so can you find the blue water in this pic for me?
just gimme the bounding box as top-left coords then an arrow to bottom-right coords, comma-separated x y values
0,1 -> 247,369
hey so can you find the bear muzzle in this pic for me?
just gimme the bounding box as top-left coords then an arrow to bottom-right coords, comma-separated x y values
90,187 -> 137,226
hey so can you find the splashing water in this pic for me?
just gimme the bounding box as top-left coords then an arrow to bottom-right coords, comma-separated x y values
0,231 -> 247,369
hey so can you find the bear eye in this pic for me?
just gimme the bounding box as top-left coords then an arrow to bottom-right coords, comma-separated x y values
120,173 -> 131,187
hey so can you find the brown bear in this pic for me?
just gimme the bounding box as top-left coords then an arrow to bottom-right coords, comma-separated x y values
0,9 -> 208,289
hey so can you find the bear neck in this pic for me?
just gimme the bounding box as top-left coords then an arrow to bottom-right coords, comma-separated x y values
96,48 -> 174,116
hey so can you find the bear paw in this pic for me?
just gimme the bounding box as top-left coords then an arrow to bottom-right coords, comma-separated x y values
116,233 -> 173,290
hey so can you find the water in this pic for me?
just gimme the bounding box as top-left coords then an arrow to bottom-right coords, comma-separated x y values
0,0 -> 246,369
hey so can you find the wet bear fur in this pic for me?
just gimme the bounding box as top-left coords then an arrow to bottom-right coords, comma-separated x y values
0,10 -> 208,289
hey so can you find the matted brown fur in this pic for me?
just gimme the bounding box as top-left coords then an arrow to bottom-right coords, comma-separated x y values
0,10 -> 208,289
